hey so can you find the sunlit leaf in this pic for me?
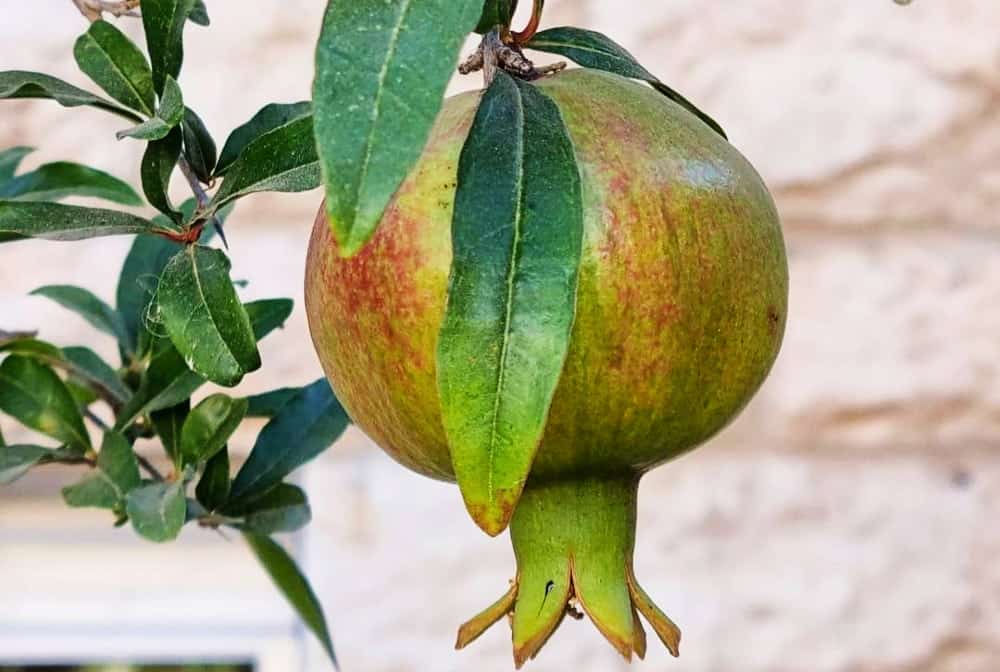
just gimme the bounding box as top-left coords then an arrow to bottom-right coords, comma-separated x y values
74,19 -> 156,116
437,73 -> 583,536
313,0 -> 482,255
157,245 -> 260,387
215,102 -> 310,176
0,355 -> 91,452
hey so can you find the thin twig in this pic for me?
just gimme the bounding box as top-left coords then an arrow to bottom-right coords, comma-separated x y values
136,453 -> 166,481
83,407 -> 110,431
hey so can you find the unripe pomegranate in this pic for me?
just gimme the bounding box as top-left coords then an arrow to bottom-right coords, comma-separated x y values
306,68 -> 787,665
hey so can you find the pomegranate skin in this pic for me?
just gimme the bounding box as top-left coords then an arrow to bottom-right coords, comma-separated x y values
305,68 -> 788,484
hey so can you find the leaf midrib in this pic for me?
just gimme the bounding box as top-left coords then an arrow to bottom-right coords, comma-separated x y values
347,0 -> 415,240
485,82 -> 526,502
0,367 -> 88,449
82,28 -> 154,116
185,247 -> 239,376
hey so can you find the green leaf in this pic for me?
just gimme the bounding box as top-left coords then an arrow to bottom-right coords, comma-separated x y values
117,75 -> 184,140
179,393 -> 247,466
100,431 -> 141,491
229,379 -> 347,503
31,285 -> 130,348
211,115 -> 320,208
245,299 -> 294,341
116,338 -> 204,430
0,147 -> 35,181
526,27 -> 727,139
189,0 -> 210,26
244,533 -> 337,666
0,201 -> 174,242
0,355 -> 91,452
62,346 -> 131,404
62,431 -> 139,508
150,400 -> 188,465
0,336 -> 62,360
215,102 -> 310,176
228,483 -> 310,534
140,128 -> 183,220
127,480 -> 187,542
245,387 -> 299,418
313,0 -> 483,256
74,20 -> 156,116
117,203 -> 231,356
476,0 -> 518,33
0,71 -> 142,122
62,471 -> 119,509
181,107 -> 216,183
0,161 -> 142,205
437,73 -> 583,536
141,0 -> 197,94
118,234 -> 182,354
157,245 -> 261,387
195,446 -> 229,510
0,445 -> 53,485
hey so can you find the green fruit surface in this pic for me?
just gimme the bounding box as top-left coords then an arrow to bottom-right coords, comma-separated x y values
305,68 -> 788,483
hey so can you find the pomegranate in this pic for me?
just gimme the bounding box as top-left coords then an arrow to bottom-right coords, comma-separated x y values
306,68 -> 787,665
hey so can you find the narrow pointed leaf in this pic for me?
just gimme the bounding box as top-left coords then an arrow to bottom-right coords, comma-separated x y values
127,480 -> 187,542
31,285 -> 130,347
245,387 -> 299,418
313,0 -> 483,256
0,71 -> 141,122
118,234 -> 183,354
195,446 -> 229,510
189,0 -> 210,26
98,431 -> 141,495
179,393 -> 246,466
141,0 -> 197,94
526,27 -> 727,139
151,400 -> 188,466
244,533 -> 337,666
215,102 -> 310,176
211,115 -> 319,208
0,445 -> 54,485
0,147 -> 34,181
74,20 -> 156,116
62,471 -> 120,509
244,299 -> 294,341
116,339 -> 204,429
228,483 -> 311,535
0,355 -> 91,452
229,379 -> 347,503
157,245 -> 261,387
0,337 -> 62,360
181,107 -> 216,183
437,73 -> 583,536
476,0 -> 519,33
117,76 -> 184,140
117,202 -> 230,355
140,128 -> 183,220
0,161 -> 141,205
62,346 -> 131,404
0,201 -> 173,242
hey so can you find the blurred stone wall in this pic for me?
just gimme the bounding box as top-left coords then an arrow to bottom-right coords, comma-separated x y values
1,1 -> 999,671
